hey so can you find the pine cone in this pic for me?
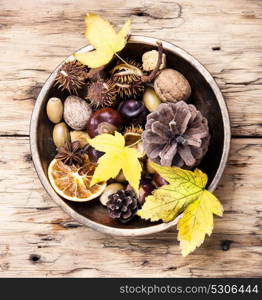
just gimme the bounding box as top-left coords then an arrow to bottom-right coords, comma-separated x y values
142,101 -> 210,168
106,189 -> 138,223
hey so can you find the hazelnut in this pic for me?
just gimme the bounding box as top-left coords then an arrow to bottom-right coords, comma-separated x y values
63,96 -> 92,130
142,50 -> 166,71
154,69 -> 191,103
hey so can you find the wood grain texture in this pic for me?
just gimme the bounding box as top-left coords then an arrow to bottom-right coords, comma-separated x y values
0,137 -> 261,277
0,0 -> 262,136
0,0 -> 261,278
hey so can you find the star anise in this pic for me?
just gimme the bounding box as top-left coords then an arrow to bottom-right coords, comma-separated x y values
55,141 -> 83,166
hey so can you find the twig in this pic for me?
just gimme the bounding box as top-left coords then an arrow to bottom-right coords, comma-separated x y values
141,41 -> 163,83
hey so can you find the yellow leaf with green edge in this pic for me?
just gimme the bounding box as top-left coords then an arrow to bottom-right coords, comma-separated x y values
137,166 -> 207,222
74,13 -> 131,68
177,190 -> 223,256
89,132 -> 141,192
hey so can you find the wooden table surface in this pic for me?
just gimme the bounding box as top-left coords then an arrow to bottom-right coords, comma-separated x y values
0,0 -> 261,278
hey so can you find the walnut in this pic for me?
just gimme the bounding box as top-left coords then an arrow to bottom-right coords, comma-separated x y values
142,50 -> 166,71
63,96 -> 92,130
154,69 -> 191,103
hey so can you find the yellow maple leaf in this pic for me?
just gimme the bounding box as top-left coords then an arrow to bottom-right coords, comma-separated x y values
74,13 -> 131,68
137,162 -> 207,222
137,162 -> 223,256
177,190 -> 223,256
88,132 -> 142,192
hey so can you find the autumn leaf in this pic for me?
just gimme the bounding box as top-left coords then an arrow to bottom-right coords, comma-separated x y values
177,190 -> 223,256
88,132 -> 142,192
137,162 -> 208,222
137,162 -> 223,256
74,13 -> 131,68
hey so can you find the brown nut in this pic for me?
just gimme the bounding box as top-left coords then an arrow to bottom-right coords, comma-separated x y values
63,95 -> 92,130
154,69 -> 191,103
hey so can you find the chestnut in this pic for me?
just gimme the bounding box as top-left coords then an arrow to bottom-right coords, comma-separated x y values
139,179 -> 155,206
118,99 -> 149,126
153,173 -> 169,187
86,146 -> 104,163
86,108 -> 123,138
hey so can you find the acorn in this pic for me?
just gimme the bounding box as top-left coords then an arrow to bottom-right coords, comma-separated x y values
143,87 -> 161,112
46,97 -> 63,124
86,80 -> 118,108
55,60 -> 87,94
53,122 -> 71,148
111,60 -> 144,98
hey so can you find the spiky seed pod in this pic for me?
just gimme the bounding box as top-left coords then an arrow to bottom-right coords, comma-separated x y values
111,60 -> 144,98
111,60 -> 143,83
115,82 -> 144,99
124,125 -> 144,146
86,80 -> 118,108
55,60 -> 88,94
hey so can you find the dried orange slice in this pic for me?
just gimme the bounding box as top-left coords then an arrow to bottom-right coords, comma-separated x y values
48,155 -> 106,202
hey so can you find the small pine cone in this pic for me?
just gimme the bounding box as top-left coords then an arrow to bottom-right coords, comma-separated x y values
106,189 -> 138,224
142,101 -> 210,168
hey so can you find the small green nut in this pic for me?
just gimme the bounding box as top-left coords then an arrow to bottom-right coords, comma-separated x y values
46,97 -> 63,124
143,87 -> 161,112
99,183 -> 124,206
53,122 -> 71,148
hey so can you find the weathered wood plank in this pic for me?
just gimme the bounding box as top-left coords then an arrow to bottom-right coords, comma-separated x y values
0,137 -> 261,277
0,0 -> 262,136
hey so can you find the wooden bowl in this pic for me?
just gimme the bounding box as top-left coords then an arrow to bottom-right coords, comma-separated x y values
30,35 -> 231,236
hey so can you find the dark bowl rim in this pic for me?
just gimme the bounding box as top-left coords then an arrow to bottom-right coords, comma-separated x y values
30,35 -> 231,236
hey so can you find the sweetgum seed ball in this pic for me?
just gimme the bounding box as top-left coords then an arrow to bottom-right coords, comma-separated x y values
86,108 -> 123,138
118,99 -> 148,126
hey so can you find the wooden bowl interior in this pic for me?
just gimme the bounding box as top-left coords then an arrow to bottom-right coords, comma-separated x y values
36,42 -> 224,230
